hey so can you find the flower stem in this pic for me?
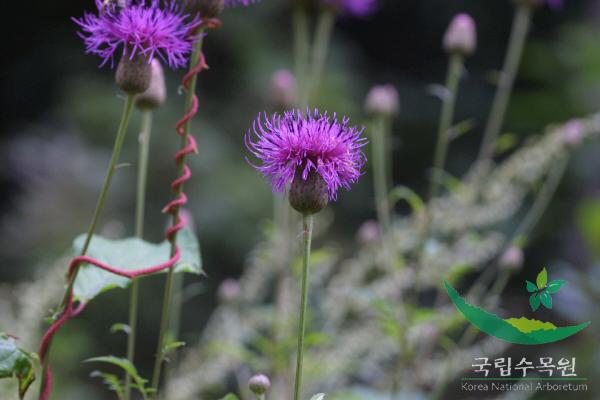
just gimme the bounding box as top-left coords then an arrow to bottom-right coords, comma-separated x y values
477,4 -> 532,162
306,10 -> 335,106
428,53 -> 463,202
371,115 -> 392,234
39,93 -> 136,395
293,213 -> 314,400
293,6 -> 311,109
150,33 -> 205,396
125,110 -> 153,400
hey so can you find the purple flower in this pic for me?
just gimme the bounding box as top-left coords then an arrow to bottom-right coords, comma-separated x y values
73,0 -> 200,68
323,0 -> 378,17
245,109 -> 367,200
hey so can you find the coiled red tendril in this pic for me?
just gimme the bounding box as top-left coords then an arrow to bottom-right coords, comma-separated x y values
37,19 -> 220,400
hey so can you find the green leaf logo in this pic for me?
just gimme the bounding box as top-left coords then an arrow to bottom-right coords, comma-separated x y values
526,268 -> 566,312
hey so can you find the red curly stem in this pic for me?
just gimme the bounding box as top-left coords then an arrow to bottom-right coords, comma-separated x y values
37,59 -> 206,400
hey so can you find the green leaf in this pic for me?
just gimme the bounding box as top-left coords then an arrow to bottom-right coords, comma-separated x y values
526,280 -> 537,293
219,394 -> 240,400
529,294 -> 541,312
110,323 -> 131,335
163,340 -> 186,355
90,370 -> 124,397
73,228 -> 202,302
536,268 -> 548,289
311,394 -> 326,400
539,291 -> 553,309
547,280 -> 567,294
0,333 -> 36,399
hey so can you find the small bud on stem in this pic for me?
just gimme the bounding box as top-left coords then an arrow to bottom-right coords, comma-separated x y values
365,84 -> 400,116
135,59 -> 167,110
248,374 -> 271,396
269,69 -> 297,110
443,14 -> 477,56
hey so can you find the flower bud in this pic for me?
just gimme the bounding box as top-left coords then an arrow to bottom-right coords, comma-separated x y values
289,170 -> 329,215
364,84 -> 400,116
135,59 -> 167,110
562,120 -> 585,147
269,69 -> 296,109
248,374 -> 271,396
116,54 -> 152,95
356,220 -> 380,244
183,0 -> 225,18
499,246 -> 524,271
443,14 -> 477,56
217,278 -> 241,303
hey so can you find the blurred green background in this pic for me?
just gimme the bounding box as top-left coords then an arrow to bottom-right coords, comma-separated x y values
2,0 -> 600,398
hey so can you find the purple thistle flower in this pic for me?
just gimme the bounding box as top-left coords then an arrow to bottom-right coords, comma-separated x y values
245,109 -> 367,201
73,0 -> 200,68
323,0 -> 378,17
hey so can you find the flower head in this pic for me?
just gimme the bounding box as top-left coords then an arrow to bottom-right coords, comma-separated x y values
245,109 -> 367,201
365,84 -> 400,116
74,0 -> 200,68
323,0 -> 377,17
443,13 -> 477,56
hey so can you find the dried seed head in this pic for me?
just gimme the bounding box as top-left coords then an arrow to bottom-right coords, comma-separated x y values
269,69 -> 297,109
289,170 -> 329,215
248,374 -> 271,395
365,84 -> 400,116
116,54 -> 152,94
443,13 -> 477,56
184,0 -> 225,18
135,59 -> 167,110
499,246 -> 524,271
217,279 -> 241,303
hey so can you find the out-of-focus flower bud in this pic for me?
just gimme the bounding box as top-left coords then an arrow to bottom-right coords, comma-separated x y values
218,278 -> 241,303
499,246 -> 524,271
443,13 -> 477,56
269,69 -> 296,109
364,84 -> 400,116
562,120 -> 585,147
248,374 -> 271,396
116,54 -> 152,94
356,220 -> 381,244
135,59 -> 167,110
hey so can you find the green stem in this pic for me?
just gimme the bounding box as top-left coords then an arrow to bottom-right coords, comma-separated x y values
293,214 -> 314,400
125,110 -> 153,400
293,6 -> 311,109
150,33 -> 205,397
39,94 -> 136,396
478,4 -> 532,162
372,115 -> 392,235
428,53 -> 463,202
305,10 -> 335,106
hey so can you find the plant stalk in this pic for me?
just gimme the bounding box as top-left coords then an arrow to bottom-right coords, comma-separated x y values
293,6 -> 311,109
478,4 -> 532,162
125,110 -> 153,400
293,214 -> 314,400
40,93 -> 136,396
372,115 -> 392,235
428,53 -> 463,202
305,10 -> 335,106
150,33 -> 205,397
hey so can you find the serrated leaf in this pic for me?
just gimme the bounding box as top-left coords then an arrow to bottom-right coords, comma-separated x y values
539,291 -> 553,309
547,279 -> 567,294
219,394 -> 240,400
90,370 -> 124,397
310,394 -> 326,400
526,280 -> 538,293
0,333 -> 36,399
536,268 -> 548,289
529,294 -> 541,312
73,228 -> 202,302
